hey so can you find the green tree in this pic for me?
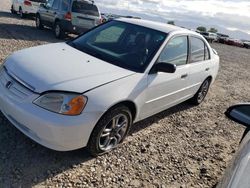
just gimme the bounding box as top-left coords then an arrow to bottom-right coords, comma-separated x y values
208,27 -> 218,33
167,21 -> 175,25
196,26 -> 207,32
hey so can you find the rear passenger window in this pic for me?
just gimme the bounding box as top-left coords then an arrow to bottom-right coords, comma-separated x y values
61,0 -> 69,11
205,45 -> 210,60
52,0 -> 60,9
190,37 -> 210,62
158,36 -> 188,66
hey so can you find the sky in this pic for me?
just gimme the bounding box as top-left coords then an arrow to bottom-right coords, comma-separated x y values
95,0 -> 250,40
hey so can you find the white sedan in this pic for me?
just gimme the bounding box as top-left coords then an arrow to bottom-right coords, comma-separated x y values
0,18 -> 219,156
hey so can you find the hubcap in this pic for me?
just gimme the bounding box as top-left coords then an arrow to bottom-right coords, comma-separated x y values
99,114 -> 129,151
55,25 -> 60,36
36,17 -> 40,27
198,80 -> 209,102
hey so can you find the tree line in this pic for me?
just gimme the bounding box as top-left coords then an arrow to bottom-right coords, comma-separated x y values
167,21 -> 218,33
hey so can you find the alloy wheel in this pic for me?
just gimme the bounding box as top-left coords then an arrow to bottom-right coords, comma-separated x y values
197,80 -> 209,103
99,114 -> 129,151
55,24 -> 61,37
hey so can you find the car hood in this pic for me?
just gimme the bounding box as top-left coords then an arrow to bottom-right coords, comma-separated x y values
5,43 -> 135,93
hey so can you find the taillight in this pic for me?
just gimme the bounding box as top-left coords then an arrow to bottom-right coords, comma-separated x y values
24,0 -> 32,6
64,12 -> 72,21
96,18 -> 102,25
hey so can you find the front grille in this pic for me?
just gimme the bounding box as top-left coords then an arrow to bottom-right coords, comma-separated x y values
0,68 -> 33,100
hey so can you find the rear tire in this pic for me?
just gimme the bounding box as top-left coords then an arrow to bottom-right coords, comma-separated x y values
87,105 -> 132,156
190,78 -> 211,105
54,21 -> 65,39
19,7 -> 26,18
36,15 -> 43,29
11,5 -> 17,14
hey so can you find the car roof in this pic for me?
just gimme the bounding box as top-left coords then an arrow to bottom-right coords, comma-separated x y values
116,18 -> 193,34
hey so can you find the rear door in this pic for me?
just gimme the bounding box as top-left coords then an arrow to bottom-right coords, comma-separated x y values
71,0 -> 100,30
46,0 -> 60,24
39,0 -> 54,24
184,36 -> 212,96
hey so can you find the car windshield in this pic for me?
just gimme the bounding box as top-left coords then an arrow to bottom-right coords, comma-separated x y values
72,1 -> 99,17
68,20 -> 167,72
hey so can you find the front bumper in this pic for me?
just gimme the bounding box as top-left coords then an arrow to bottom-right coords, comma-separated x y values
0,74 -> 101,151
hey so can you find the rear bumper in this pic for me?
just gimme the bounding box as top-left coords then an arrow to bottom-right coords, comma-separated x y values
60,20 -> 94,35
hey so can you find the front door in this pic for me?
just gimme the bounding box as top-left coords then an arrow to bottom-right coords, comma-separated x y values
141,35 -> 192,118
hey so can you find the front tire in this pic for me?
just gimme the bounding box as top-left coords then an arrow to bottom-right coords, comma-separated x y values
190,78 -> 211,105
87,106 -> 132,156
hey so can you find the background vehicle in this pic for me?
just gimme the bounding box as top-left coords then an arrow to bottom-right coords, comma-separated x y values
243,42 -> 250,49
0,19 -> 219,156
36,0 -> 101,38
217,33 -> 229,44
218,103 -> 250,188
11,0 -> 46,18
200,32 -> 217,43
225,38 -> 244,47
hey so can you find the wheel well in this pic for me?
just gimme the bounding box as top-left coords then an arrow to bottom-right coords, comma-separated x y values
108,101 -> 137,122
206,76 -> 213,82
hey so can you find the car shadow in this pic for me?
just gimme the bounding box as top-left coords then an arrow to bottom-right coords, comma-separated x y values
130,101 -> 193,135
0,112 -> 92,187
0,101 -> 193,187
0,11 -> 18,19
0,22 -> 64,43
0,11 -> 75,43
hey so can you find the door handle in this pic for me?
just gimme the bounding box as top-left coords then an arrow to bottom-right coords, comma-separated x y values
181,74 -> 188,79
205,68 -> 210,71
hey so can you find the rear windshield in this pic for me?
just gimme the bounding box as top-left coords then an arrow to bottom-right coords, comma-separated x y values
30,0 -> 46,2
72,1 -> 99,17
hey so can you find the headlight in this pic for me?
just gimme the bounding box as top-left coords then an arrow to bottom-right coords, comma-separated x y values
34,93 -> 87,115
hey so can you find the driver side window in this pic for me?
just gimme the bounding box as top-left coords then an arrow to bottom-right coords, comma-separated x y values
158,36 -> 188,66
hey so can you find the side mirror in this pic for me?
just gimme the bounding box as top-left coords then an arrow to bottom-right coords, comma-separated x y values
154,62 -> 176,73
225,104 -> 250,127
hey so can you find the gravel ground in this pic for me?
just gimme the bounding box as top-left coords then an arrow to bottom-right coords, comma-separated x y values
0,1 -> 250,187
